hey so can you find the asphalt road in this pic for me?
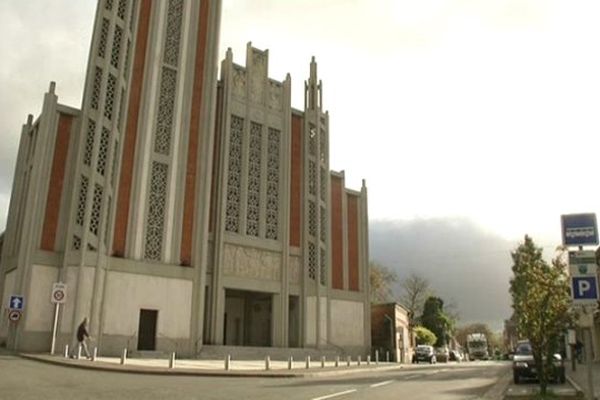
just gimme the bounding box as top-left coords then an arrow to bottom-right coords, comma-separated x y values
0,352 -> 510,400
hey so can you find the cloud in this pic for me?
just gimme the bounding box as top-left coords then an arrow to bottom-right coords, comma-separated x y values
0,1 -> 94,230
370,217 -> 516,330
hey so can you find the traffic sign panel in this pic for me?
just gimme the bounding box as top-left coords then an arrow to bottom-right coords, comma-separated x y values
51,283 -> 67,304
8,310 -> 21,322
571,276 -> 599,303
561,213 -> 599,246
9,295 -> 24,310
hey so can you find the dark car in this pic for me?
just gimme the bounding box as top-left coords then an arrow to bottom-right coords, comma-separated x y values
512,341 -> 565,384
413,345 -> 436,364
435,347 -> 450,363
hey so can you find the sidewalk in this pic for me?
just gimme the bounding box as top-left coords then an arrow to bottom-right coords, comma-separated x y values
19,352 -> 409,378
566,359 -> 599,399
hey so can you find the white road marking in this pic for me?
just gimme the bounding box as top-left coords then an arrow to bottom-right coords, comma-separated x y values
311,389 -> 357,400
370,380 -> 394,388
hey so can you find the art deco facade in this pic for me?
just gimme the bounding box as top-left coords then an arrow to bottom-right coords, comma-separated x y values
0,0 -> 369,357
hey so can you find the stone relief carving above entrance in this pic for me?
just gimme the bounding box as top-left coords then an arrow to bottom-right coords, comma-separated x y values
223,243 -> 281,281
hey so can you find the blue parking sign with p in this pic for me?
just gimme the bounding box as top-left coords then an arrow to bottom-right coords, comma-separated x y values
571,276 -> 599,302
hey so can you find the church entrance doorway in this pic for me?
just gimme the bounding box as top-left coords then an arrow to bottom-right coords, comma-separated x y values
224,290 -> 272,347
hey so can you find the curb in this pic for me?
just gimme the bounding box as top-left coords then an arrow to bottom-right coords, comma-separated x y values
19,353 -> 406,379
565,375 -> 585,398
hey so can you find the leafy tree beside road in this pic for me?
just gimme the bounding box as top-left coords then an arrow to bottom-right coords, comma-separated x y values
414,326 -> 437,346
509,236 -> 574,396
369,261 -> 398,303
420,296 -> 455,347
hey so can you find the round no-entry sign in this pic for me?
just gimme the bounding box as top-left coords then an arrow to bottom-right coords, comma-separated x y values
8,310 -> 21,322
51,283 -> 67,304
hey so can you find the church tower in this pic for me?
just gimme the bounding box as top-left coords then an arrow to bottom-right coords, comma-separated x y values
0,0 -> 222,354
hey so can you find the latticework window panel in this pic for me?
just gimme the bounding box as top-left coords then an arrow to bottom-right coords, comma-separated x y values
90,184 -> 103,236
320,167 -> 327,202
308,125 -> 317,156
76,175 -> 89,226
320,206 -> 326,242
144,161 -> 168,260
265,128 -> 280,240
319,128 -> 328,163
117,0 -> 127,20
72,236 -> 82,250
104,73 -> 117,120
320,247 -> 327,285
163,0 -> 183,67
105,0 -> 113,11
98,18 -> 110,59
97,127 -> 110,176
246,122 -> 262,237
84,119 -> 96,166
91,67 -> 103,110
154,67 -> 177,155
111,25 -> 123,69
308,242 -> 317,280
308,161 -> 317,196
225,115 -> 243,233
308,200 -> 317,237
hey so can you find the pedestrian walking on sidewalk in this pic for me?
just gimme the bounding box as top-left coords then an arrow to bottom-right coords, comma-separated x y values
75,318 -> 92,359
575,339 -> 583,364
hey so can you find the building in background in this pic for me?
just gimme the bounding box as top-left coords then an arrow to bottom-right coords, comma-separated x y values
371,303 -> 413,363
0,0 -> 369,357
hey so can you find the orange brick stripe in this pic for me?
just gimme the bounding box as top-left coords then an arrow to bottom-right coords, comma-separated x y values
113,0 -> 152,256
347,194 -> 359,291
41,114 -> 73,251
289,114 -> 303,247
180,0 -> 211,266
330,175 -> 344,289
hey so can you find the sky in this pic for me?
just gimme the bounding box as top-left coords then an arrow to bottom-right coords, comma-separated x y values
1,1 -> 600,329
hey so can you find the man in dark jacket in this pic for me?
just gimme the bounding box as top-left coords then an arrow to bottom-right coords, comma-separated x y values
76,317 -> 92,359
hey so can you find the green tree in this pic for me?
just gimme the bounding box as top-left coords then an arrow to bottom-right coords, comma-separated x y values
369,261 -> 398,303
399,272 -> 431,326
414,326 -> 437,346
509,236 -> 574,396
420,296 -> 454,347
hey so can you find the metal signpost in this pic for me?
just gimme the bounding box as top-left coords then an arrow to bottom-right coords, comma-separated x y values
562,214 -> 599,400
50,283 -> 67,355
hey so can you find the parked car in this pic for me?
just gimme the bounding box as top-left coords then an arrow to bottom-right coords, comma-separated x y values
435,347 -> 450,363
512,340 -> 566,384
413,345 -> 436,364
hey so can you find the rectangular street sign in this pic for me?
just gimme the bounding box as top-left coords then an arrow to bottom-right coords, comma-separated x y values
9,295 -> 24,311
568,250 -> 598,276
568,250 -> 596,265
561,213 -> 599,246
571,276 -> 599,303
51,282 -> 67,304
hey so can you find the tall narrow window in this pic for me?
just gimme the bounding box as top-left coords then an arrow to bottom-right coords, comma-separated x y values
225,116 -> 243,233
246,122 -> 262,237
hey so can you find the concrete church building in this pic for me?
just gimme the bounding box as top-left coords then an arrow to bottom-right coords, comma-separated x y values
0,0 -> 370,358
